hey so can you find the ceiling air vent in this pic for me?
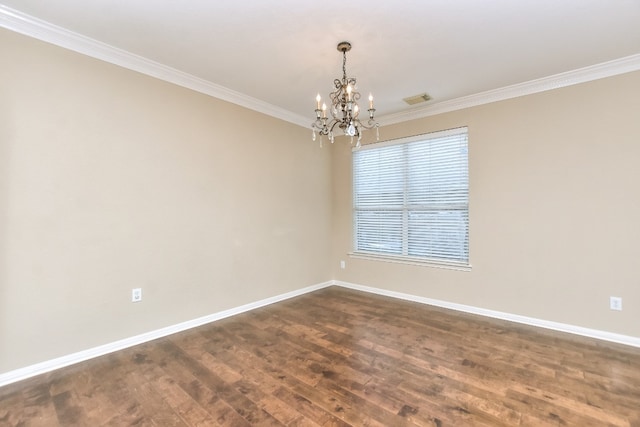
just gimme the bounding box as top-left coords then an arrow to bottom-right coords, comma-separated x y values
403,93 -> 432,105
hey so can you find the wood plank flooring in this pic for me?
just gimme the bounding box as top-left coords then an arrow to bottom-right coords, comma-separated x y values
1,286 -> 639,426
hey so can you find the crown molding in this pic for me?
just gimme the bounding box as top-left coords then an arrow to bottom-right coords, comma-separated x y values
3,5 -> 639,129
379,53 -> 640,126
0,5 -> 310,128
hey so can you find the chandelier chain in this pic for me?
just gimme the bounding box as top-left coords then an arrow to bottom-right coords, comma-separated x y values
342,50 -> 347,81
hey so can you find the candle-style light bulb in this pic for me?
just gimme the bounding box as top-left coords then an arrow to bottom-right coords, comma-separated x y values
322,103 -> 327,118
369,93 -> 374,109
316,94 -> 321,110
346,84 -> 352,100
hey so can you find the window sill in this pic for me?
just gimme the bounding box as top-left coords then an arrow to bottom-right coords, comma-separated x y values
348,252 -> 472,271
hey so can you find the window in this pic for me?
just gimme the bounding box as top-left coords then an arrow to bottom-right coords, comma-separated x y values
352,127 -> 469,267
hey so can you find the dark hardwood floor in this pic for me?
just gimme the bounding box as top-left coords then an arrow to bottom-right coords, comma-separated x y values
1,286 -> 639,426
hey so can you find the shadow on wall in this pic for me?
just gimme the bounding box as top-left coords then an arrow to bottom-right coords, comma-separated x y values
0,94 -> 11,363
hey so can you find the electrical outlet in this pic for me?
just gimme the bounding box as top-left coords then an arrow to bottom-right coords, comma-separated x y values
340,260 -> 346,269
132,288 -> 142,303
609,296 -> 622,311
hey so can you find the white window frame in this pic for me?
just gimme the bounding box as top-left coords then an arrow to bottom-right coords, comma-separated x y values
350,127 -> 470,270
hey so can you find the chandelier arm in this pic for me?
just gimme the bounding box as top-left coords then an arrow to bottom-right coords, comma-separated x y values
355,118 -> 378,130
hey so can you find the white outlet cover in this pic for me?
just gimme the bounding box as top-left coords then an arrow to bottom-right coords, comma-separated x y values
132,288 -> 142,302
609,296 -> 622,311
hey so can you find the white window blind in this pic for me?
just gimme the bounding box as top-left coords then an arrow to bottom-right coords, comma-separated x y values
353,127 -> 469,266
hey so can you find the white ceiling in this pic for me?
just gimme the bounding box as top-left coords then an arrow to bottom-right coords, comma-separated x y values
2,0 -> 640,127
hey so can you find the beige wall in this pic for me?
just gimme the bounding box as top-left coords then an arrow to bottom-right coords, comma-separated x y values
2,25 -> 640,376
332,71 -> 640,338
0,29 -> 332,373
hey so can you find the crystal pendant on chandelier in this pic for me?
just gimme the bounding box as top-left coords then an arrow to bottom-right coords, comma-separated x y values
311,41 -> 379,146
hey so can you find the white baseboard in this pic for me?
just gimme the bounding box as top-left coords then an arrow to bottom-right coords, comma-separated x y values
334,280 -> 640,349
3,279 -> 638,388
0,281 -> 333,388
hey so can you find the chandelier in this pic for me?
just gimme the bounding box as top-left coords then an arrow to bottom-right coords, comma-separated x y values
312,41 -> 379,147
